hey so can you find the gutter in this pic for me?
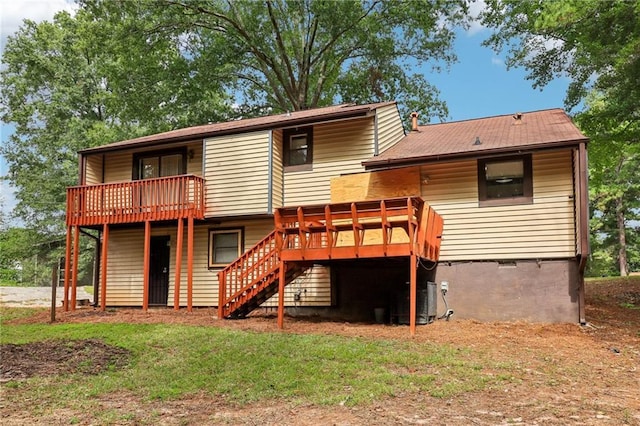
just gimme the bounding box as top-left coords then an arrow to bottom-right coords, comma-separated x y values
80,108 -> 380,156
363,138 -> 589,170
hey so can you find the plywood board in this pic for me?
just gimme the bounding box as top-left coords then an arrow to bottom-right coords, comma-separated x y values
330,167 -> 420,203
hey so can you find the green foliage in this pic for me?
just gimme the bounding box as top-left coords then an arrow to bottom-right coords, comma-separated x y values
577,96 -> 640,276
481,1 -> 640,274
481,0 -> 640,121
0,8 -> 233,236
1,0 -> 467,268
84,0 -> 467,120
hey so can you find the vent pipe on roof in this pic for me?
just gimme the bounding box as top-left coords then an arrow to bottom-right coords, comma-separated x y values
410,112 -> 419,131
513,112 -> 523,123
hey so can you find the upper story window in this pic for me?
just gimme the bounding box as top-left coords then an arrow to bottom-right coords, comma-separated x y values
478,155 -> 533,206
283,127 -> 313,171
133,149 -> 186,180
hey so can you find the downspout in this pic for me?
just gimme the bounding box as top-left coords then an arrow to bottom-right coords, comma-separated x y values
577,142 -> 589,324
267,130 -> 273,214
373,111 -> 379,156
78,154 -> 86,185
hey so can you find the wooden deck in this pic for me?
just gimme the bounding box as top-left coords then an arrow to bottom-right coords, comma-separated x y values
66,175 -> 205,226
274,197 -> 442,262
218,197 -> 443,334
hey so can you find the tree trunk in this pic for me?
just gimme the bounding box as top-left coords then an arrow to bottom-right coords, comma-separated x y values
615,197 -> 628,276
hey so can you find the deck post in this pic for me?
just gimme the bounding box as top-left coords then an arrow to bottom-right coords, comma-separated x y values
70,225 -> 80,311
100,224 -> 109,311
63,226 -> 72,311
277,260 -> 286,329
187,215 -> 194,312
409,254 -> 417,336
142,221 -> 151,311
174,218 -> 184,311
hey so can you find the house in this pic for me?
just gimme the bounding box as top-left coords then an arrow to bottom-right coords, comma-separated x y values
63,101 -> 444,334
63,103 -> 588,328
361,109 -> 589,323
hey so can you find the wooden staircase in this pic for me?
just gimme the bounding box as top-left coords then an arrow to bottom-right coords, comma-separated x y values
217,231 -> 310,319
218,196 -> 443,320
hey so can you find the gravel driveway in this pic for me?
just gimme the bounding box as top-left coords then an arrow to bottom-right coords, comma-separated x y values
0,286 -> 93,308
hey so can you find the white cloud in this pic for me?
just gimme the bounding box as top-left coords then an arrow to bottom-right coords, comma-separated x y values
465,0 -> 487,36
1,0 -> 77,52
491,57 -> 504,67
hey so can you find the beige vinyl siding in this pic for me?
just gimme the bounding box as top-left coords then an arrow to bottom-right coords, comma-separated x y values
421,150 -> 576,261
376,103 -> 405,154
104,228 -> 145,306
99,141 -> 203,184
103,151 -> 133,183
262,265 -> 332,307
271,130 -> 284,210
185,141 -> 203,176
84,155 -> 103,185
104,218 -> 331,307
284,117 -> 374,205
205,131 -> 271,216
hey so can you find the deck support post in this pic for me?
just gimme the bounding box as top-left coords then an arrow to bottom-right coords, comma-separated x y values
63,226 -> 72,311
409,254 -> 417,336
174,218 -> 184,310
100,224 -> 109,311
70,225 -> 80,311
277,260 -> 286,329
187,215 -> 194,312
142,221 -> 151,311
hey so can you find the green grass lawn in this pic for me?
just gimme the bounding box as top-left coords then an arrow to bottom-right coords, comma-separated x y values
0,308 -> 510,413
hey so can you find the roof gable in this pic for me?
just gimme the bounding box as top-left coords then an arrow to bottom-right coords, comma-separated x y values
364,108 -> 588,168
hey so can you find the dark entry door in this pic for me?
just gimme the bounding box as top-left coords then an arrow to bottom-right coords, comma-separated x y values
149,236 -> 170,305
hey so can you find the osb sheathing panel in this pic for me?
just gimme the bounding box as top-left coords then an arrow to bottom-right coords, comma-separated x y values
330,167 -> 421,203
330,167 -> 420,246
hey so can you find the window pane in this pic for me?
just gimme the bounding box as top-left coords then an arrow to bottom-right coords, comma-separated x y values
215,233 -> 237,248
140,157 -> 159,179
486,178 -> 524,198
484,160 -> 525,199
290,135 -> 308,150
485,160 -> 523,180
160,154 -> 182,177
214,247 -> 239,264
212,232 -> 240,265
287,134 -> 308,165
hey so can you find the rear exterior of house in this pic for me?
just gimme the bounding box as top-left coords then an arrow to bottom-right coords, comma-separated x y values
363,109 -> 589,323
64,104 -> 588,325
64,102 -> 409,313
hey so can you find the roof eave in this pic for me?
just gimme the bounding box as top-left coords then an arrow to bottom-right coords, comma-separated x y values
80,105 -> 383,156
363,138 -> 589,170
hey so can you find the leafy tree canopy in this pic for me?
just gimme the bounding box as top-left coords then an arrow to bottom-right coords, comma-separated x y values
83,0 -> 468,119
481,0 -> 640,124
576,96 -> 640,275
2,0 -> 468,237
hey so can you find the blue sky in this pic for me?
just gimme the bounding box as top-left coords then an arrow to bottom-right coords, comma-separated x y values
0,1 -> 571,221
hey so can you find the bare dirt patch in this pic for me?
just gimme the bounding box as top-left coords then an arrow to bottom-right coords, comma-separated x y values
1,339 -> 130,381
2,278 -> 639,425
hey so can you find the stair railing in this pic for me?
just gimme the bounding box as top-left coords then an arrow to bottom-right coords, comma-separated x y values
218,230 -> 279,318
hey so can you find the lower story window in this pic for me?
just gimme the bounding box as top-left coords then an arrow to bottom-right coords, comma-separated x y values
478,155 -> 533,206
209,228 -> 243,268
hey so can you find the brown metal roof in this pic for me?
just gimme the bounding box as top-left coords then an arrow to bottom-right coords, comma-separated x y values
80,101 -> 396,154
364,108 -> 588,169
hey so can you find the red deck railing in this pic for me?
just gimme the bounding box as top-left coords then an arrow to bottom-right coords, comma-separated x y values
274,197 -> 443,262
217,231 -> 309,318
66,175 -> 205,226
